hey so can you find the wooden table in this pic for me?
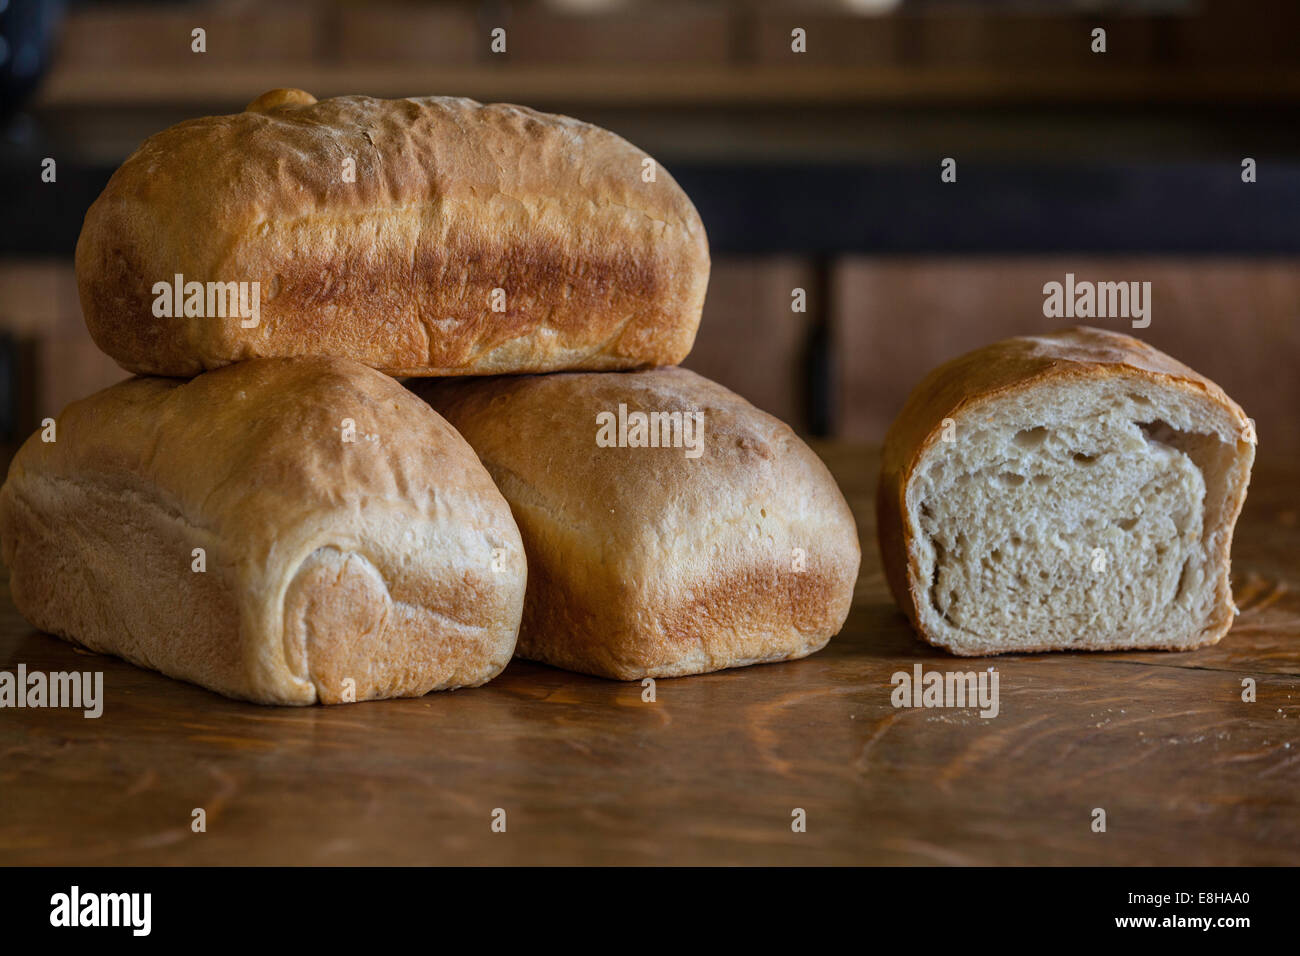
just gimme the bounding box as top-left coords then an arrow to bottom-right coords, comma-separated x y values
1,444 -> 1296,865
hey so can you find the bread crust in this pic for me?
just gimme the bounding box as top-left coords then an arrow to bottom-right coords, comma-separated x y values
413,367 -> 861,679
75,89 -> 709,377
0,357 -> 526,704
877,326 -> 1256,655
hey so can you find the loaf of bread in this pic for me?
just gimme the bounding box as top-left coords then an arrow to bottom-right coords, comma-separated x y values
413,367 -> 860,679
877,326 -> 1256,656
75,88 -> 709,378
0,357 -> 526,704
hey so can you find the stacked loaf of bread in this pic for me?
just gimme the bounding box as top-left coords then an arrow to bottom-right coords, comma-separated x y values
0,89 -> 861,704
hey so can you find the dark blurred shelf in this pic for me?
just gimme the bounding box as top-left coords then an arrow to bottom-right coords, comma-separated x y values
676,161 -> 1300,255
4,151 -> 1298,257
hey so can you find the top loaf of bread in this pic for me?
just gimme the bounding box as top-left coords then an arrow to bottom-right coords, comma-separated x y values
75,88 -> 710,378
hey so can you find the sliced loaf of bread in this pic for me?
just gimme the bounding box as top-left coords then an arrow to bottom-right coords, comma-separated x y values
877,327 -> 1256,655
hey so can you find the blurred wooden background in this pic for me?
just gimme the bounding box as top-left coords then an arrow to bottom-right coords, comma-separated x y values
832,258 -> 1300,449
35,0 -> 1300,107
1,0 -> 1298,465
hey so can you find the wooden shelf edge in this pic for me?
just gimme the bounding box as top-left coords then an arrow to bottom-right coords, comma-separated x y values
33,65 -> 1300,110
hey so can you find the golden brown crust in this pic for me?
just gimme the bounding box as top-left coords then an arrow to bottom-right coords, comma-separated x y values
75,89 -> 709,377
413,367 -> 861,679
877,326 -> 1256,654
0,357 -> 526,704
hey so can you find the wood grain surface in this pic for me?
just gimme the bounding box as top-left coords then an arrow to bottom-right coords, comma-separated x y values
0,444 -> 1296,866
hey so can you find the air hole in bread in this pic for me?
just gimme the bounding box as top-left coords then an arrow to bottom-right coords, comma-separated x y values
1174,557 -> 1192,603
1000,472 -> 1026,487
1140,420 -> 1180,446
1072,452 -> 1098,465
1014,426 -> 1050,449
